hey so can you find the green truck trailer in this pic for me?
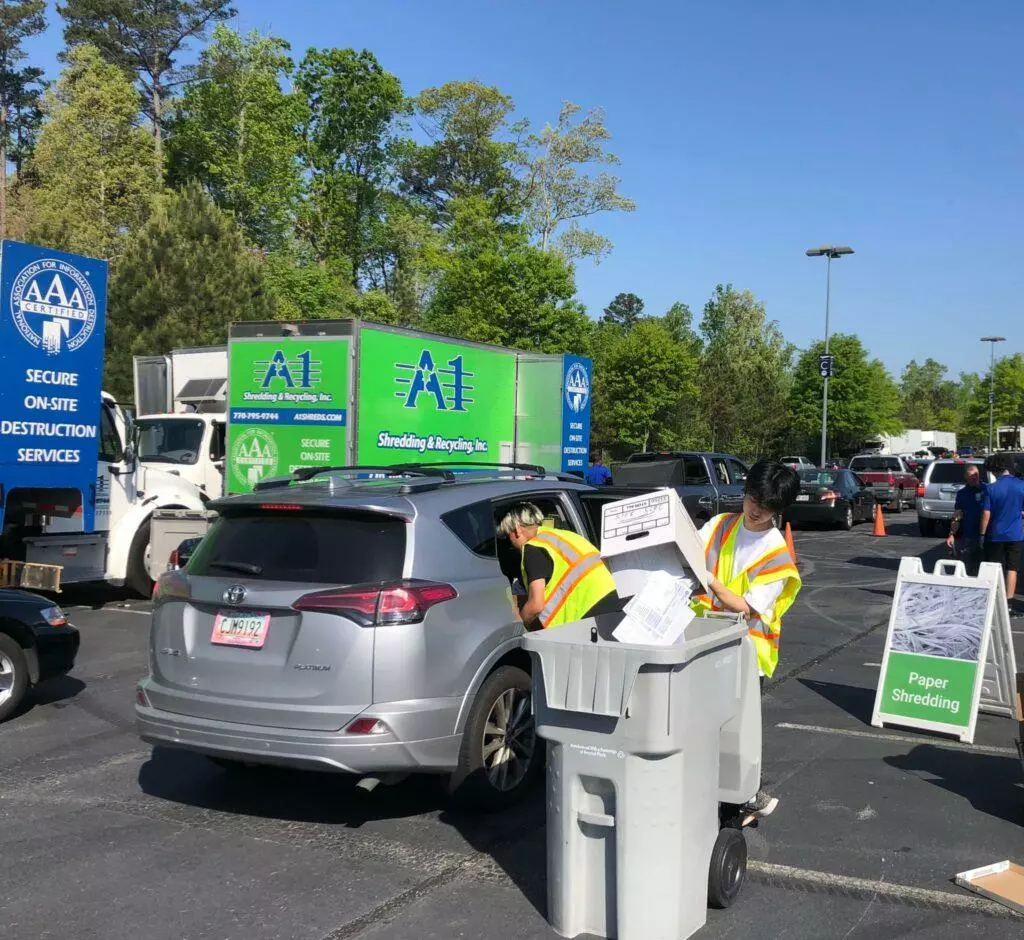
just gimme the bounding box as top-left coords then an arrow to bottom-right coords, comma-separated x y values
148,319 -> 592,572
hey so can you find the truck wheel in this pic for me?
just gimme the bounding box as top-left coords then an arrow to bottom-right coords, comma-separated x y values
0,632 -> 30,723
708,827 -> 747,909
127,518 -> 153,598
447,666 -> 542,811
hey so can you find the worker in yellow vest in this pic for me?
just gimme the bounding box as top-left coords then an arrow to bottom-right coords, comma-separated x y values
691,458 -> 802,823
499,502 -> 620,629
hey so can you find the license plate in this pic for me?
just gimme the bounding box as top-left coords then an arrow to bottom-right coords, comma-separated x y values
796,494 -> 810,502
211,612 -> 270,649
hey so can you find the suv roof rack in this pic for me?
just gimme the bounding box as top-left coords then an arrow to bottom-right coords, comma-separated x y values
253,464 -> 456,492
390,461 -> 548,474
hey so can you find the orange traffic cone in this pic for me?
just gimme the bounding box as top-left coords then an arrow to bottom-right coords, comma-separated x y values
784,521 -> 798,564
872,503 -> 887,537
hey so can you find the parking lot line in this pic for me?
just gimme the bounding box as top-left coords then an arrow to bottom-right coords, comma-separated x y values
775,721 -> 1018,757
747,861 -> 1015,917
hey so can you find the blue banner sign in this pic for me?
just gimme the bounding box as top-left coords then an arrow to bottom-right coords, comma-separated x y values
0,241 -> 109,532
560,355 -> 592,474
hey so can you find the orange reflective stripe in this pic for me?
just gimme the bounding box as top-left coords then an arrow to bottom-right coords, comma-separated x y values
540,553 -> 604,626
531,532 -> 580,566
748,627 -> 780,647
750,545 -> 788,572
757,562 -> 799,579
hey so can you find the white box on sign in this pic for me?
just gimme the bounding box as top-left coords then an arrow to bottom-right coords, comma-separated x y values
600,489 -> 709,592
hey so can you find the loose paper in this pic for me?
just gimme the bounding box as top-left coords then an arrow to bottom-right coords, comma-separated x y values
613,570 -> 696,646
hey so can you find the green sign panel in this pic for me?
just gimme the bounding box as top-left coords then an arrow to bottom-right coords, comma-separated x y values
227,337 -> 350,493
356,327 -> 516,464
877,651 -> 976,728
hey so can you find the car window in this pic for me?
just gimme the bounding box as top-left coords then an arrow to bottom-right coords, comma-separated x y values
490,493 -> 578,586
579,493 -> 624,543
210,422 -> 226,461
928,462 -> 983,485
711,458 -> 730,486
727,459 -> 748,484
850,456 -> 901,472
684,457 -> 709,485
189,510 -> 406,583
442,500 -> 498,557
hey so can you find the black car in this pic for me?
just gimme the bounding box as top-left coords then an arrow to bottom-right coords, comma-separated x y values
0,588 -> 80,722
784,469 -> 877,530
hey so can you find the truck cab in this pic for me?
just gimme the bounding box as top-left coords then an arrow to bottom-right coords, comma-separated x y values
135,412 -> 226,497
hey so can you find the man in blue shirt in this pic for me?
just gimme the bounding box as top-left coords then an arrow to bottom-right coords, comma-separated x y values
980,453 -> 1024,598
585,451 -> 612,487
946,464 -> 986,575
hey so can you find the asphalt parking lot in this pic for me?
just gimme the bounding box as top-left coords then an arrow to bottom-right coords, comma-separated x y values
3,511 -> 1024,939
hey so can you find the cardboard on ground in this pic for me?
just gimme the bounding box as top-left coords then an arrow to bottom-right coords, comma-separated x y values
955,860 -> 1024,915
599,489 -> 709,596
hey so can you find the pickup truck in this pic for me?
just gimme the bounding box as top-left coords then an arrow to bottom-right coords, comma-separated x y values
612,451 -> 749,526
847,454 -> 918,511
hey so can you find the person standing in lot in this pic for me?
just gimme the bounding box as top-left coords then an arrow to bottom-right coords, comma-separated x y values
946,465 -> 986,576
691,458 -> 802,822
585,451 -> 613,486
980,453 -> 1024,600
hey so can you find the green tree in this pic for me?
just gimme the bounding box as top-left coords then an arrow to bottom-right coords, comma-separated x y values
167,26 -> 306,250
899,358 -> 959,429
105,181 -> 269,400
424,197 -> 588,353
22,45 -> 156,259
59,0 -> 235,176
697,285 -> 793,456
0,0 -> 46,236
399,80 -> 523,224
963,354 -> 1024,446
601,291 -> 644,329
661,301 -> 701,356
521,101 -> 635,262
789,333 -> 901,457
295,47 -> 406,284
592,319 -> 698,451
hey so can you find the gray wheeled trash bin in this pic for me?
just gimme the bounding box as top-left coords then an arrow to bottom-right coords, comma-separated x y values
523,611 -> 756,940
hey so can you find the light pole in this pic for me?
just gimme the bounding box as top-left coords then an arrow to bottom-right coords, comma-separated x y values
806,245 -> 854,467
980,336 -> 1005,453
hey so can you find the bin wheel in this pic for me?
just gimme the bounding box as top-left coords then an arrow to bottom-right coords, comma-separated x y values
708,827 -> 747,909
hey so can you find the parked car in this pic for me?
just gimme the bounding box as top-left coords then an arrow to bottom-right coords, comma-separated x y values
916,458 -> 990,536
0,589 -> 80,722
783,469 -> 876,530
136,466 -> 659,810
613,452 -> 749,525
847,454 -> 919,511
781,456 -> 815,470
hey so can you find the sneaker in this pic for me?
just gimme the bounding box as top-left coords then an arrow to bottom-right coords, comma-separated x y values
741,789 -> 779,826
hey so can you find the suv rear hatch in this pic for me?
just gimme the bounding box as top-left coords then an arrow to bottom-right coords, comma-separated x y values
926,461 -> 984,502
148,504 -> 410,731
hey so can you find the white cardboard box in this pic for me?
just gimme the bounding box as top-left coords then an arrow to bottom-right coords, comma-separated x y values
600,489 -> 709,595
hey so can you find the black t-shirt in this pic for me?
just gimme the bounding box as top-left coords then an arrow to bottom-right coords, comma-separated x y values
522,544 -> 621,619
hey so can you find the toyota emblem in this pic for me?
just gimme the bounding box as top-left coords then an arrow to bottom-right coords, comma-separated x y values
223,584 -> 247,605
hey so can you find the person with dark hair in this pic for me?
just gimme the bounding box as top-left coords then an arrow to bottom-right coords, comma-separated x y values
585,450 -> 612,486
980,453 -> 1024,600
691,458 -> 802,823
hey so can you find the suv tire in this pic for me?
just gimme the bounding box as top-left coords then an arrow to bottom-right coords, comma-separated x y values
448,665 -> 542,811
0,632 -> 30,723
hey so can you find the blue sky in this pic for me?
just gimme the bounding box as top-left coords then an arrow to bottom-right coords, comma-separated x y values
25,1 -> 1023,378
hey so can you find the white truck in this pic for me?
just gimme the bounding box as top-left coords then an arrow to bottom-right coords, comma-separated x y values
133,346 -> 228,498
868,430 -> 958,456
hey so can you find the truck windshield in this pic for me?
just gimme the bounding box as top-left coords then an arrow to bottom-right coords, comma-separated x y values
850,457 -> 901,472
136,418 -> 204,465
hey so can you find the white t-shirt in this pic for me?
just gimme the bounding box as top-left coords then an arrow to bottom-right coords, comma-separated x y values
698,516 -> 787,620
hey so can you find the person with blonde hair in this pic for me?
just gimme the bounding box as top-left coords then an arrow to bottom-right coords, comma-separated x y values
499,502 -> 619,630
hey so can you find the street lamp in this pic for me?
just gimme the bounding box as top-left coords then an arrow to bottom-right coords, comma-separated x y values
980,336 -> 1006,453
806,245 -> 855,467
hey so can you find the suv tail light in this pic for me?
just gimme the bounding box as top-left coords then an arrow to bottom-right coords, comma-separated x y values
916,483 -> 926,498
293,580 -> 458,626
153,570 -> 191,603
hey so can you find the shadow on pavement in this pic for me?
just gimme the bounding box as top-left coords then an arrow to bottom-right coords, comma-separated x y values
798,679 -> 875,724
137,745 -> 549,915
6,674 -> 87,721
848,541 -> 948,573
885,745 -> 1024,826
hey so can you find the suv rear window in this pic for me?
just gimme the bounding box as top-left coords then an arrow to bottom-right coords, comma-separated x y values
928,462 -> 983,485
189,511 -> 406,584
442,501 -> 497,557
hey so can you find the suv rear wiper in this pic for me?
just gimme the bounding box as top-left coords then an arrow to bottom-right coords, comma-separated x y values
208,560 -> 263,576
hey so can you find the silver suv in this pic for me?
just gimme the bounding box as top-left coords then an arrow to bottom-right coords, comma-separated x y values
135,466 -> 629,809
916,458 -> 988,535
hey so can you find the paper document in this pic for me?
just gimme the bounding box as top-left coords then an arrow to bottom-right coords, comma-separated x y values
613,570 -> 696,646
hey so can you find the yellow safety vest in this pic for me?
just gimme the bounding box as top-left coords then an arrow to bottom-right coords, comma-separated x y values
691,513 -> 801,677
521,526 -> 617,628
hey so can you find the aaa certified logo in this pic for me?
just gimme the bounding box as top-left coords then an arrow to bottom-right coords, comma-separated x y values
231,428 -> 279,489
564,362 -> 590,413
11,259 -> 98,355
